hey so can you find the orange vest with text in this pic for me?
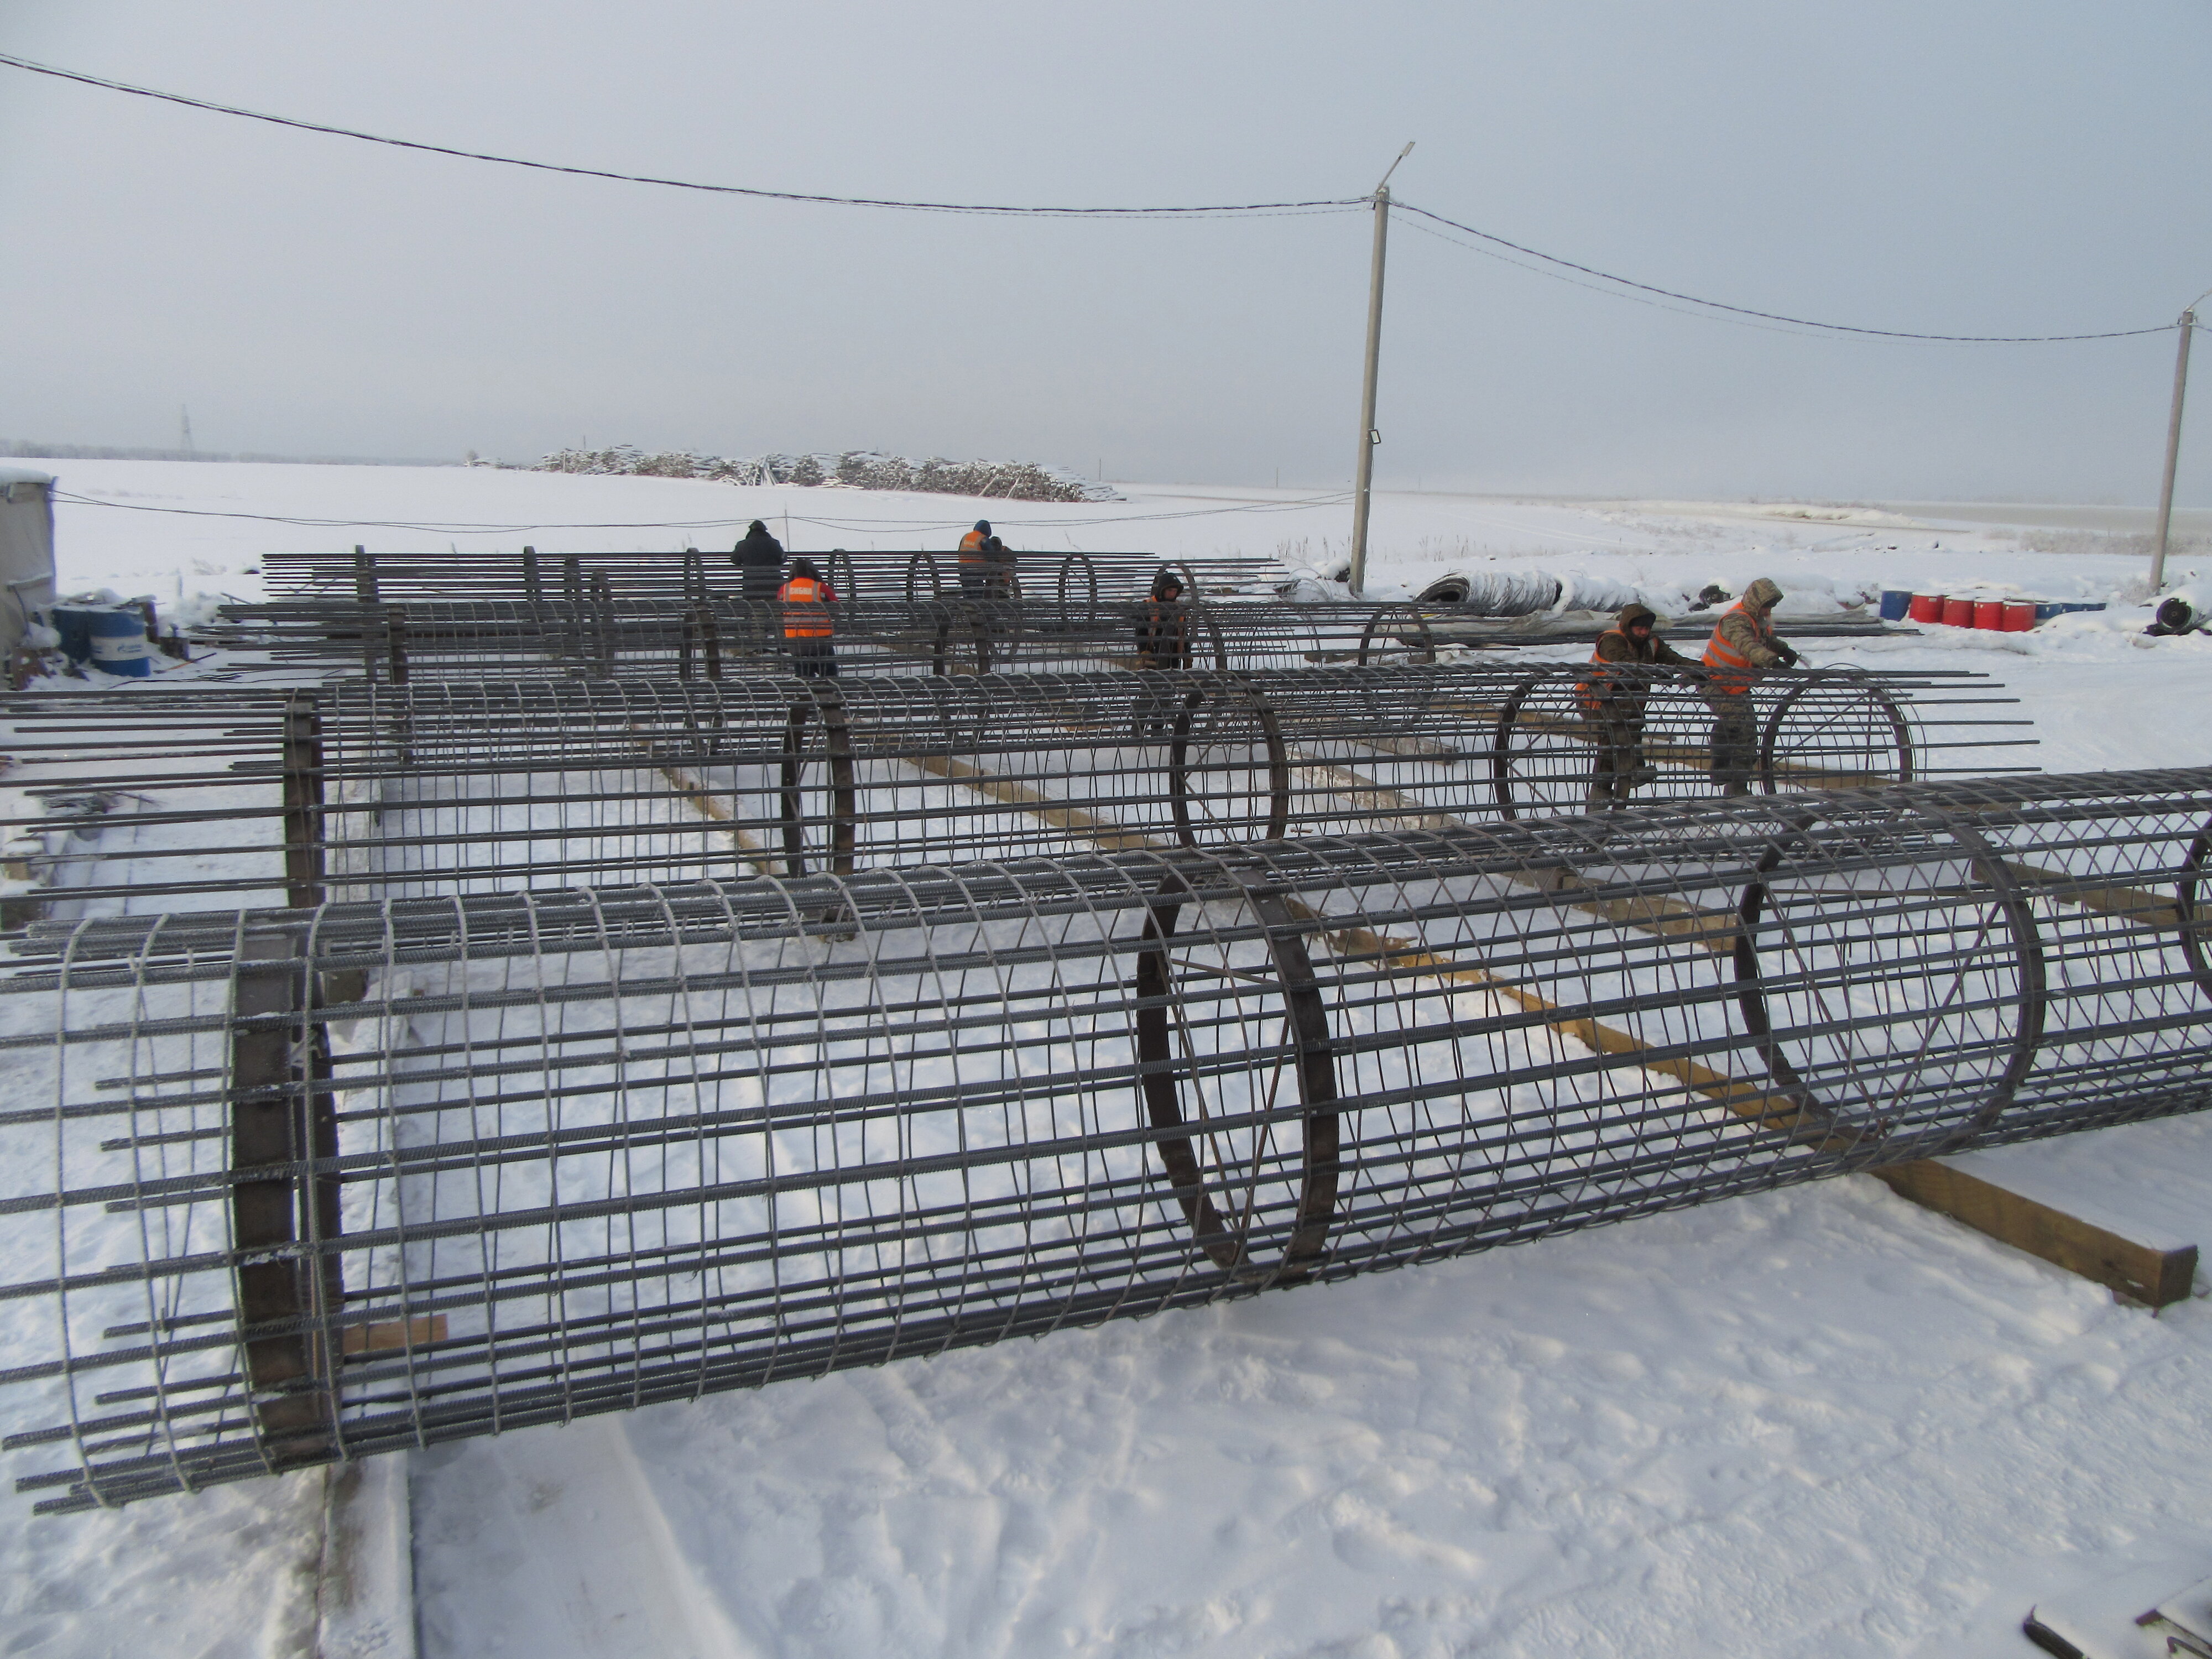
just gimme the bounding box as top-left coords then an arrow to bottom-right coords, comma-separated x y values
958,530 -> 987,565
780,574 -> 832,637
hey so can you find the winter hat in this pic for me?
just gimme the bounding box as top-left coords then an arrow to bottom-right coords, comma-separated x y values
973,520 -> 992,535
747,520 -> 770,536
789,557 -> 821,580
1616,602 -> 1658,630
1744,578 -> 1785,611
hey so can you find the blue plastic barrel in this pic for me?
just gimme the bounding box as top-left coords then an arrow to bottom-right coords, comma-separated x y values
85,608 -> 154,677
1878,589 -> 1912,621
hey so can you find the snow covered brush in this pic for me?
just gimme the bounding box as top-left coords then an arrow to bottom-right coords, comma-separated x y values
1,769 -> 2208,1511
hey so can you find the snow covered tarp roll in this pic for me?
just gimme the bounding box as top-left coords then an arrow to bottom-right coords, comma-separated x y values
3,769 -> 2211,1511
0,468 -> 56,658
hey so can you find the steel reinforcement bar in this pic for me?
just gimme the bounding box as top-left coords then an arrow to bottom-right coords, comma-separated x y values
0,665 -> 2030,910
196,592 -> 1905,680
1,768 -> 2207,1511
262,546 -> 1294,606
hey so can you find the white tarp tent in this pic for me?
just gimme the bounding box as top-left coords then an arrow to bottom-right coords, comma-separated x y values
0,467 -> 56,658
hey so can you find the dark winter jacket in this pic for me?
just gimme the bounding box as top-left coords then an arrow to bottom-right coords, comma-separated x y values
732,523 -> 785,599
1136,576 -> 1190,669
1592,603 -> 1697,669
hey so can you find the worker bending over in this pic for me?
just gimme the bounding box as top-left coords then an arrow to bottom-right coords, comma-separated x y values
1700,577 -> 1799,795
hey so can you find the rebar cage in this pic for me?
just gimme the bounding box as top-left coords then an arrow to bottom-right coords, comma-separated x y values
198,595 -> 1491,680
2,665 -> 2030,912
3,770 -> 2210,1512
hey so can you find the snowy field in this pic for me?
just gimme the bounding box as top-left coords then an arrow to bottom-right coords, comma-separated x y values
3,460 -> 2209,1659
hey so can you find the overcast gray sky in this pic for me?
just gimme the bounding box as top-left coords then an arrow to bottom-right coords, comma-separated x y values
3,1 -> 2208,503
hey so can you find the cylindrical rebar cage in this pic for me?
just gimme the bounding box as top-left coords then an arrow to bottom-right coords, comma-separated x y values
0,665 -> 2031,913
2,770 -> 2208,1512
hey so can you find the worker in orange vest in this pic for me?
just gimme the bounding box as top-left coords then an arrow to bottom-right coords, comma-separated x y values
1700,578 -> 1799,795
779,557 -> 837,679
957,520 -> 993,601
1578,602 -> 1697,806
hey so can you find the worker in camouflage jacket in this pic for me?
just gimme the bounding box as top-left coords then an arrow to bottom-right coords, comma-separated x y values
1699,577 -> 1800,795
1578,602 -> 1698,805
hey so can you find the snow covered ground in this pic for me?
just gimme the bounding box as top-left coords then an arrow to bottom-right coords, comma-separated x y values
3,460 -> 2209,1658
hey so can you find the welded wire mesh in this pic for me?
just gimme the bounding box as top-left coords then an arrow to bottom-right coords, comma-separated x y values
0,666 -> 2030,911
3,769 -> 2209,1511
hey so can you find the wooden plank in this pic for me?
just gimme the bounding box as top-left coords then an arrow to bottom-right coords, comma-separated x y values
654,760 -> 777,876
1996,859 -> 2183,929
1285,753 -> 1739,952
902,750 -> 1166,852
1278,898 -> 1834,1144
341,1314 -> 450,1355
1872,1159 -> 2198,1307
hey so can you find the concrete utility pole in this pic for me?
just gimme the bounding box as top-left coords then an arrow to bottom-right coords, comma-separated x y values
1348,142 -> 1413,596
2150,297 -> 2205,593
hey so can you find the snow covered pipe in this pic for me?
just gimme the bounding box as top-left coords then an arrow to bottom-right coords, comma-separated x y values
1412,570 -> 1648,615
3,768 -> 2209,1511
0,665 -> 2030,909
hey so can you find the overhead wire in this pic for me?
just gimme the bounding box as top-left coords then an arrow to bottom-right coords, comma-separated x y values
45,486 -> 1355,537
0,51 -> 1362,220
0,50 -> 2183,344
1387,201 -> 2177,344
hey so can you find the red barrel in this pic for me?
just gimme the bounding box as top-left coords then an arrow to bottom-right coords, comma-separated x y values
1973,600 -> 2007,630
1907,593 -> 1945,623
2001,601 -> 2036,632
1942,597 -> 1978,628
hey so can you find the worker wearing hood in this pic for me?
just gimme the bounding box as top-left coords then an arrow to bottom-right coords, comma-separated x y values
1700,578 -> 1801,795
1579,602 -> 1698,805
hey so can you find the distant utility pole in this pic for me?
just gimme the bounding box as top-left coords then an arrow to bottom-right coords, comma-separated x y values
2150,295 -> 2206,592
179,406 -> 194,456
1348,142 -> 1413,596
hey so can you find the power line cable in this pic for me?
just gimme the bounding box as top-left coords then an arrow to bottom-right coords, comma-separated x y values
1,50 -> 2179,341
1389,201 -> 2176,344
1390,208 -> 1857,343
45,486 -> 1354,536
0,51 -> 1361,219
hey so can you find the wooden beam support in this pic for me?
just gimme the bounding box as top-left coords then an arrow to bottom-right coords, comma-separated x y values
1872,1159 -> 2199,1308
903,750 -> 1166,852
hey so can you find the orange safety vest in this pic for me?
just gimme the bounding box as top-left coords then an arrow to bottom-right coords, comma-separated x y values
958,530 -> 987,564
1578,629 -> 1627,713
780,574 -> 832,637
1700,603 -> 1772,695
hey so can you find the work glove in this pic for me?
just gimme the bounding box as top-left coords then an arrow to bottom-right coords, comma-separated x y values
1775,643 -> 1803,669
